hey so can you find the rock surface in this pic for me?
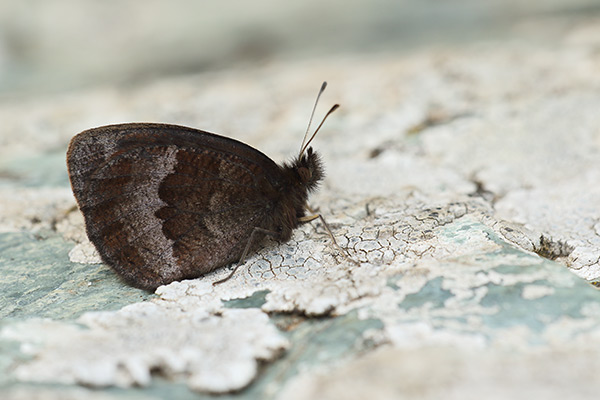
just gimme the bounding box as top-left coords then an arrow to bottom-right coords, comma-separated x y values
1,18 -> 600,400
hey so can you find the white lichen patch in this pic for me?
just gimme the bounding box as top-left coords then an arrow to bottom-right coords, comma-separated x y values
2,306 -> 288,394
68,241 -> 102,264
0,187 -> 75,234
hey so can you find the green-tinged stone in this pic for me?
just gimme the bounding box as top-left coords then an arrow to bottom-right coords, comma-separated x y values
0,151 -> 70,188
401,277 -> 453,310
240,311 -> 384,399
223,290 -> 270,309
0,232 -> 152,321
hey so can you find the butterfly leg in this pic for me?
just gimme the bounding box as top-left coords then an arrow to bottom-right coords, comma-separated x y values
213,227 -> 278,285
298,214 -> 319,223
305,205 -> 359,266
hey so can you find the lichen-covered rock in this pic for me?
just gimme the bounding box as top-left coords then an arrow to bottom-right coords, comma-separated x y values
2,17 -> 600,399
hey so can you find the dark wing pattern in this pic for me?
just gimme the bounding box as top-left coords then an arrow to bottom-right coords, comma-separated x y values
67,123 -> 283,290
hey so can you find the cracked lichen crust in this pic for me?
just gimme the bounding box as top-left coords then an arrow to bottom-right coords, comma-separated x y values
9,194 -> 600,395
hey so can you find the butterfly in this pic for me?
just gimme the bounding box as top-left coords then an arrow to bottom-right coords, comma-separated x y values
67,82 -> 340,290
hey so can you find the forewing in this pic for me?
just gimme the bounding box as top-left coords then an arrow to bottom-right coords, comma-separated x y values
67,123 -> 281,290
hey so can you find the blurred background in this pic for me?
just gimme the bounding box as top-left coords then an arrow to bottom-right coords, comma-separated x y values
1,0 -> 599,99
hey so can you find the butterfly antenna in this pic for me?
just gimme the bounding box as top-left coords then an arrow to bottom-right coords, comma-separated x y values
299,104 -> 340,157
299,81 -> 328,157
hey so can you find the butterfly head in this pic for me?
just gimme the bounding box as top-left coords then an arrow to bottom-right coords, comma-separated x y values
295,146 -> 324,192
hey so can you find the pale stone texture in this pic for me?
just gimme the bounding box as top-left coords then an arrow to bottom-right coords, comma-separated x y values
2,16 -> 600,400
277,346 -> 600,400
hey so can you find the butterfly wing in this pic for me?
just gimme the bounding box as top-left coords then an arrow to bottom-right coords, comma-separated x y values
67,123 -> 284,290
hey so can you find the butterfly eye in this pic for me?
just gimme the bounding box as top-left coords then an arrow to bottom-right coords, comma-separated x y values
298,167 -> 311,183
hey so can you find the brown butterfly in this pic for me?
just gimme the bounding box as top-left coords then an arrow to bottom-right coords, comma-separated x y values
67,82 -> 340,290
